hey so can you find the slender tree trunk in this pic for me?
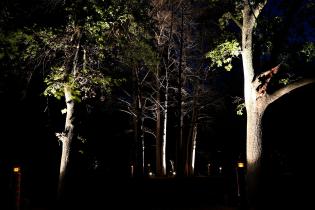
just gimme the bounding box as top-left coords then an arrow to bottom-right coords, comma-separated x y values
162,0 -> 173,177
190,123 -> 197,176
140,115 -> 145,175
185,90 -> 198,176
161,69 -> 169,176
155,67 -> 162,176
57,85 -> 76,201
185,120 -> 198,176
176,4 -> 185,178
162,91 -> 168,176
56,28 -> 81,202
133,66 -> 144,176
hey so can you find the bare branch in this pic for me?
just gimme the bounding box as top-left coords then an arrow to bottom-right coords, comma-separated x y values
118,109 -> 136,117
150,95 -> 165,110
143,128 -> 156,139
244,0 -> 267,20
118,98 -> 132,106
255,63 -> 281,99
231,15 -> 242,29
226,12 -> 242,29
141,69 -> 151,85
267,78 -> 315,105
254,0 -> 268,18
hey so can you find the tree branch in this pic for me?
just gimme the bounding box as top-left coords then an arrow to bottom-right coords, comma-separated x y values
267,78 -> 315,105
229,12 -> 242,29
251,0 -> 268,18
255,63 -> 281,99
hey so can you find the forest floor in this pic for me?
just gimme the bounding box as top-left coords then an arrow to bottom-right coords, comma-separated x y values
10,174 -> 313,210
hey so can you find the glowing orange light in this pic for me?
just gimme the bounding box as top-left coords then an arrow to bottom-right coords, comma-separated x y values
13,167 -> 20,173
237,162 -> 245,168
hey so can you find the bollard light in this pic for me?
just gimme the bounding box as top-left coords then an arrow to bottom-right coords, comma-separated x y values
13,166 -> 20,173
237,162 -> 245,168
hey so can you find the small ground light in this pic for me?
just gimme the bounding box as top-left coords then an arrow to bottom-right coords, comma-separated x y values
207,163 -> 211,175
13,166 -> 20,173
237,162 -> 245,168
13,166 -> 22,210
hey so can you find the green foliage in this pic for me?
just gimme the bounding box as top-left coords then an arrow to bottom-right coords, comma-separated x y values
43,66 -> 66,100
279,78 -> 289,85
23,0 -> 139,102
218,12 -> 241,29
218,12 -> 231,29
232,96 -> 245,116
124,39 -> 159,71
300,42 -> 315,62
0,30 -> 34,62
205,39 -> 241,71
236,103 -> 246,116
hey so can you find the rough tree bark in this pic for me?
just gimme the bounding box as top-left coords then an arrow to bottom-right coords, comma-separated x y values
185,88 -> 198,176
155,66 -> 163,176
56,28 -> 82,201
57,85 -> 76,201
241,1 -> 315,209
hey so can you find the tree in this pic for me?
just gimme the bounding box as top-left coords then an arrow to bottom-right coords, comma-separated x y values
150,0 -> 177,177
150,0 -> 168,177
206,0 -> 315,208
241,1 -> 314,208
115,1 -> 159,177
150,0 -> 223,177
22,0 -> 132,201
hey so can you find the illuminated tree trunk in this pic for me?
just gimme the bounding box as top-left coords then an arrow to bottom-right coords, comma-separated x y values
161,72 -> 169,176
176,4 -> 185,178
132,66 -> 145,176
242,1 -> 265,208
57,85 -> 76,201
57,29 -> 81,201
185,91 -> 198,176
244,101 -> 266,209
191,124 -> 197,175
156,66 -> 167,176
185,122 -> 198,176
155,68 -> 163,176
242,1 -> 315,209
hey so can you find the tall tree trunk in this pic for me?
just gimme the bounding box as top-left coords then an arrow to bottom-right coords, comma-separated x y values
162,0 -> 173,177
245,102 -> 266,209
176,3 -> 185,178
190,123 -> 197,176
241,1 -> 314,209
185,120 -> 198,177
160,67 -> 169,176
57,30 -> 81,200
242,1 -> 266,209
133,66 -> 144,176
155,67 -> 162,176
162,88 -> 168,176
57,85 -> 76,201
185,89 -> 198,176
